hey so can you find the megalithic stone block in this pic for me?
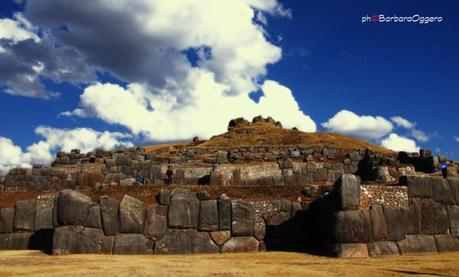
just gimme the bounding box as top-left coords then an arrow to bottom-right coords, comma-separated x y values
119,195 -> 145,233
100,195 -> 119,236
14,200 -> 36,231
0,208 -> 15,233
334,174 -> 360,210
231,200 -> 255,236
57,189 -> 93,226
168,189 -> 199,229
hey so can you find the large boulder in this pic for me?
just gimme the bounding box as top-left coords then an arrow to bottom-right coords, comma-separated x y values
369,205 -> 389,240
434,234 -> 459,252
100,195 -> 119,236
119,195 -> 145,233
448,178 -> 459,204
53,226 -> 104,255
0,233 -> 31,250
0,208 -> 14,233
157,190 -> 170,206
383,205 -> 405,241
331,243 -> 369,258
368,241 -> 399,257
221,236 -> 259,253
190,232 -> 220,254
432,178 -> 455,205
154,229 -> 218,254
210,231 -> 231,246
397,234 -> 437,254
218,194 -> 231,231
14,200 -> 36,231
85,206 -> 102,228
401,198 -> 421,234
168,189 -> 199,229
447,205 -> 459,238
332,210 -> 371,243
199,200 -> 218,231
144,205 -> 168,240
34,207 -> 53,230
407,177 -> 432,199
113,234 -> 154,255
231,200 -> 255,236
421,199 -> 449,235
57,189 -> 93,226
334,174 -> 360,210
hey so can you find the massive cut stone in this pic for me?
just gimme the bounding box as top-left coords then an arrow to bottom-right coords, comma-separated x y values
80,227 -> 105,254
447,205 -> 459,238
157,190 -> 170,206
218,195 -> 231,231
434,234 -> 459,252
401,198 -> 421,234
113,234 -> 154,255
155,229 -> 194,254
168,189 -> 199,229
448,178 -> 459,204
332,210 -> 371,243
144,205 -> 168,240
334,174 -> 360,211
199,200 -> 219,231
100,195 -> 119,236
397,234 -> 437,254
14,200 -> 36,231
369,205 -> 389,240
421,199 -> 449,235
432,178 -> 455,205
57,189 -> 93,226
190,231 -> 220,254
221,236 -> 259,253
368,241 -> 399,257
0,208 -> 14,233
34,207 -> 53,230
85,206 -> 102,228
0,233 -> 31,250
52,226 -> 84,255
210,231 -> 231,246
331,243 -> 369,258
231,200 -> 255,236
383,205 -> 405,241
120,195 -> 145,233
102,236 -> 115,254
407,177 -> 432,199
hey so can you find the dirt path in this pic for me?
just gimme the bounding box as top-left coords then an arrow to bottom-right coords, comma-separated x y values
0,251 -> 458,277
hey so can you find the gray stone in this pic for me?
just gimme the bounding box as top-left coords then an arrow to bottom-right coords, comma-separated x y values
113,234 -> 154,254
0,233 -> 31,250
334,174 -> 360,211
448,178 -> 459,204
397,234 -> 437,254
0,208 -> 14,233
369,205 -> 389,240
383,205 -> 405,241
231,200 -> 255,236
407,177 -> 432,199
218,195 -> 231,231
421,199 -> 449,235
210,231 -> 231,246
197,191 -> 211,201
120,195 -> 145,233
199,200 -> 218,231
221,236 -> 259,253
52,226 -> 84,255
85,206 -> 102,228
368,241 -> 399,257
330,243 -> 369,258
100,195 -> 119,236
14,200 -> 36,231
432,178 -> 455,205
34,207 -> 53,230
191,231 -> 220,254
332,210 -> 371,243
102,236 -> 115,254
401,198 -> 422,234
154,229 -> 194,254
434,234 -> 459,252
447,205 -> 459,238
57,189 -> 93,226
168,189 -> 199,229
144,205 -> 168,241
157,189 -> 170,206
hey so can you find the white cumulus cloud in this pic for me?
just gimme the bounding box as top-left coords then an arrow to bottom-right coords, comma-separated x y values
381,133 -> 420,153
321,110 -> 393,140
391,116 -> 414,129
0,13 -> 40,44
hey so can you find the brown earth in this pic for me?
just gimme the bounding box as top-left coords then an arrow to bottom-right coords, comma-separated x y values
0,250 -> 458,277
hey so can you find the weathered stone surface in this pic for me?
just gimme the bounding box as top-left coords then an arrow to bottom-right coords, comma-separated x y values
80,227 -> 104,254
58,189 -> 93,226
265,200 -> 291,226
144,205 -> 168,240
100,195 -> 119,236
434,234 -> 459,252
210,231 -> 231,246
85,206 -> 102,228
120,195 -> 145,233
334,174 -> 360,211
199,200 -> 218,231
157,189 -> 170,206
448,178 -> 459,205
332,210 -> 371,243
368,241 -> 399,257
113,234 -> 154,254
14,200 -> 36,231
197,191 -> 211,201
102,236 -> 115,254
397,234 -> 437,254
218,195 -> 231,231
155,229 -> 194,254
0,233 -> 31,250
369,205 -> 388,241
168,189 -> 199,229
447,205 -> 459,238
221,236 -> 259,253
0,208 -> 14,233
52,226 -> 84,255
383,205 -> 405,241
191,232 -> 220,254
407,177 -> 432,199
401,198 -> 421,234
231,200 -> 255,236
331,243 -> 369,258
432,178 -> 455,204
34,207 -> 53,230
421,199 -> 449,235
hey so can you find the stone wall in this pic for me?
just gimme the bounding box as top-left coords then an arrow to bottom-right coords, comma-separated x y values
360,185 -> 408,209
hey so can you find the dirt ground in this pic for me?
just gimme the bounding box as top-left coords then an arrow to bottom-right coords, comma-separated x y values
0,251 -> 458,277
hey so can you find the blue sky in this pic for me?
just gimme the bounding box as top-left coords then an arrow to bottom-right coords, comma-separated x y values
0,0 -> 458,173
